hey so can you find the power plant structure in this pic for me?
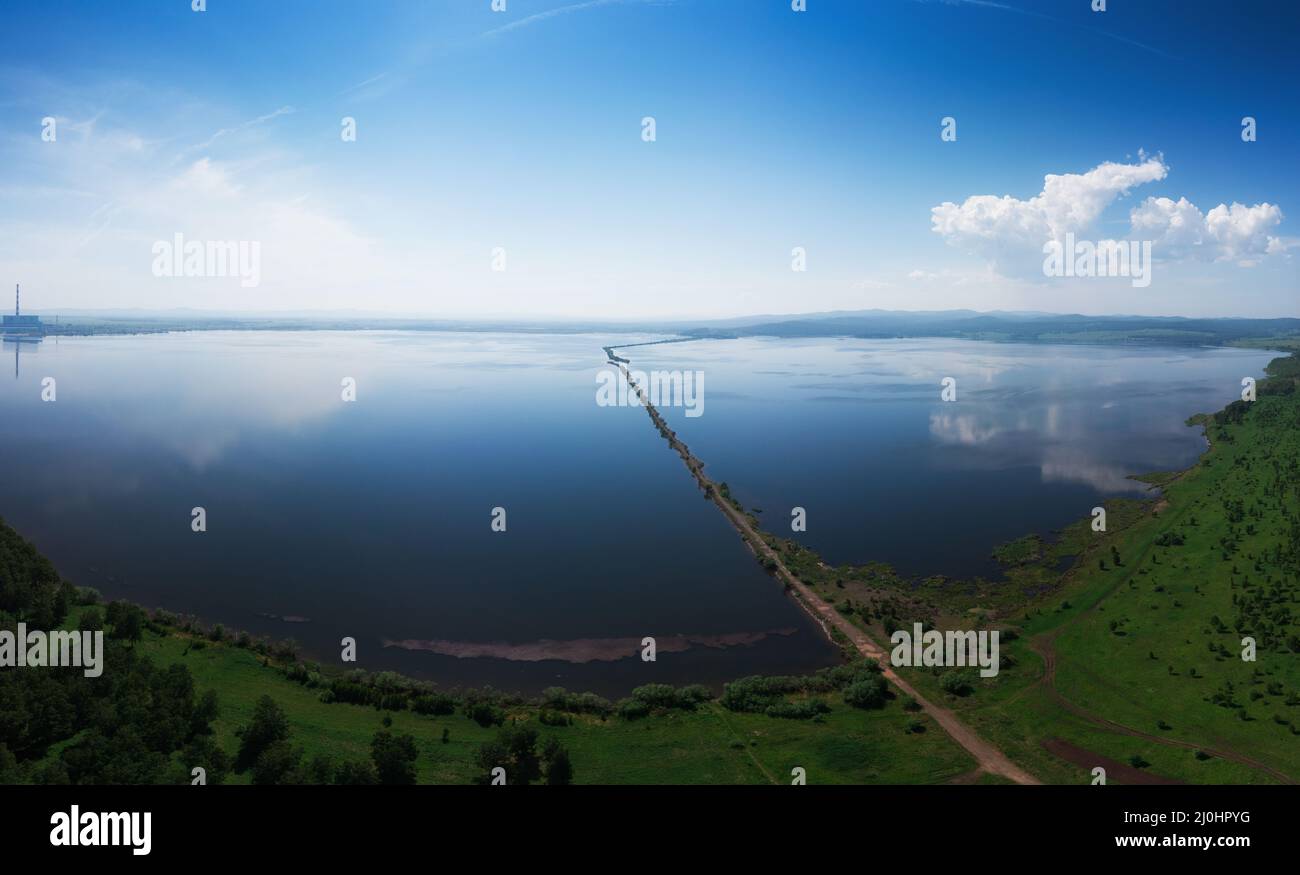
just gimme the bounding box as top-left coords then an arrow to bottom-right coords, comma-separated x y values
2,284 -> 44,339
2,284 -> 44,379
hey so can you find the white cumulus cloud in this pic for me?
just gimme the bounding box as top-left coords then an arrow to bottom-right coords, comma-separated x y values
931,156 -> 1289,276
1131,197 -> 1284,263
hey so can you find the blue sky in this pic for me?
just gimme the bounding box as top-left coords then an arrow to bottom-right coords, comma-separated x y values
1,0 -> 1296,319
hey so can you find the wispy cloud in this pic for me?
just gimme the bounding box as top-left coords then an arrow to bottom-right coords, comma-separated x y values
338,72 -> 389,96
336,71 -> 402,103
187,105 -> 295,153
482,0 -> 665,39
52,110 -> 106,140
910,0 -> 1176,59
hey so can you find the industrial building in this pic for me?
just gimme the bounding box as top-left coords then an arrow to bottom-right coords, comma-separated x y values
2,285 -> 44,338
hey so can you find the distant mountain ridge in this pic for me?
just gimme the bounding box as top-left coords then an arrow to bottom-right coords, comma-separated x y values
30,308 -> 1300,347
680,311 -> 1300,347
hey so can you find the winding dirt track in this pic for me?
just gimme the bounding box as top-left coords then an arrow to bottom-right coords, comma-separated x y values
615,359 -> 1042,785
1032,613 -> 1295,784
1018,429 -> 1294,784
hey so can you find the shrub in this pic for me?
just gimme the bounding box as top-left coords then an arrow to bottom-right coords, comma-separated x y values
412,693 -> 457,716
939,670 -> 974,697
617,699 -> 650,720
538,709 -> 570,727
465,702 -> 505,728
763,699 -> 830,720
843,675 -> 888,710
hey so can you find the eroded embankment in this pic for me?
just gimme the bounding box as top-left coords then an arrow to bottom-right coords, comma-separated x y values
382,628 -> 797,663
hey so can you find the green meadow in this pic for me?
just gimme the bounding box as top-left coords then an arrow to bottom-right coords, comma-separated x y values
842,348 -> 1300,784
128,627 -> 975,785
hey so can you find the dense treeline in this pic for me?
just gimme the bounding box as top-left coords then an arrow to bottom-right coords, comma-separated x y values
474,725 -> 572,785
2,504 -> 909,785
0,515 -> 465,785
721,661 -> 888,718
0,520 -> 217,784
5,515 -> 827,785
227,695 -> 420,785
0,518 -> 75,628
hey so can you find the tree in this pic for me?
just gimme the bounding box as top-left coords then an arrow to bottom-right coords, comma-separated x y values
250,740 -> 303,785
302,755 -> 336,784
191,690 -> 220,737
475,725 -> 541,785
180,735 -> 230,785
466,701 -> 505,728
0,742 -> 18,783
77,607 -> 104,634
61,727 -> 171,784
235,695 -> 290,772
335,759 -> 379,785
843,675 -> 888,709
106,601 -> 144,646
370,730 -> 418,785
543,738 -> 573,786
939,670 -> 974,697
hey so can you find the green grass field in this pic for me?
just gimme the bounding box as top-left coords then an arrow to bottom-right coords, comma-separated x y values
123,627 -> 976,785
838,350 -> 1300,784
713,348 -> 1299,785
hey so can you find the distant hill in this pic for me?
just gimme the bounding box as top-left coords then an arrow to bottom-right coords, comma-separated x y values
679,312 -> 1300,347
36,308 -> 1300,348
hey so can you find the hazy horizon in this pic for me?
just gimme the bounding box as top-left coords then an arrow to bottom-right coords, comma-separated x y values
14,304 -> 1300,326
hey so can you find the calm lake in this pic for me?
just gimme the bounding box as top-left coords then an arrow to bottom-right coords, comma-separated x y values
629,336 -> 1277,578
0,331 -> 1277,694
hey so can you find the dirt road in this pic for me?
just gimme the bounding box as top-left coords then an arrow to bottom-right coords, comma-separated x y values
616,359 -> 1042,785
1033,626 -> 1295,784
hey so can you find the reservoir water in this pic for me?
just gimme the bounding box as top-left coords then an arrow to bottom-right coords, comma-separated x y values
629,336 -> 1278,579
0,331 -> 1276,693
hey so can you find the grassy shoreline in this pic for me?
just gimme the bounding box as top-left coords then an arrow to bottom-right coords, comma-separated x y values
606,337 -> 1299,784
4,339 -> 1296,784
